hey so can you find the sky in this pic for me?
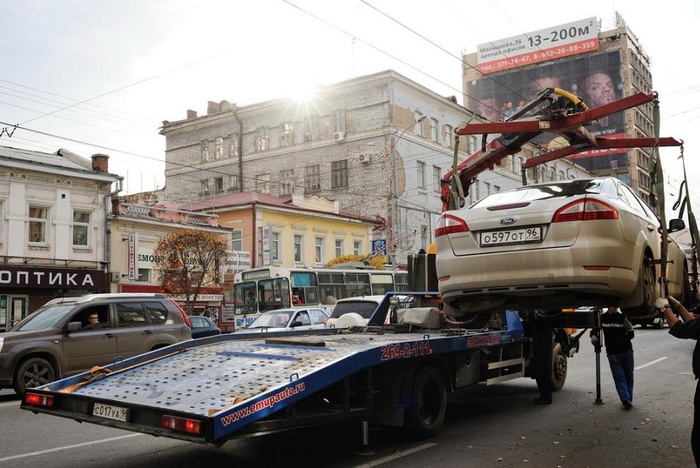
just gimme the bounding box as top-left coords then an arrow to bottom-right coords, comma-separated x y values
1,0 -> 699,217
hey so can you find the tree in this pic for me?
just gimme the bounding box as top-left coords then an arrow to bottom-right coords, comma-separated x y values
153,228 -> 228,315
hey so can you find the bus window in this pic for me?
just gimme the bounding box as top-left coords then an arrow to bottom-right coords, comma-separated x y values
345,272 -> 371,297
258,277 -> 291,312
234,281 -> 259,314
395,272 -> 409,291
291,272 -> 319,308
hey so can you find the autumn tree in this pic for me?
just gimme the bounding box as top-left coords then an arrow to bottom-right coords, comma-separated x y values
153,228 -> 228,315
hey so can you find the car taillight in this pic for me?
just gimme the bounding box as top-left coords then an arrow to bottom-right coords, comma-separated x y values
162,415 -> 203,435
552,199 -> 618,223
170,300 -> 192,328
24,392 -> 55,408
435,214 -> 469,237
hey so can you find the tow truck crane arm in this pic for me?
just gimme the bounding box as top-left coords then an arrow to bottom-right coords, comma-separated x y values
440,89 -> 682,212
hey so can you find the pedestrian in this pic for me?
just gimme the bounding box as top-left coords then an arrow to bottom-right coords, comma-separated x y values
524,311 -> 554,405
660,295 -> 700,464
590,306 -> 635,409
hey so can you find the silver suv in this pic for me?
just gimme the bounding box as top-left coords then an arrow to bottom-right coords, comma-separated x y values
0,293 -> 192,394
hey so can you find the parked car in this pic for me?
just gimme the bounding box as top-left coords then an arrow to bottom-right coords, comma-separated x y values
240,308 -> 329,333
324,296 -> 386,328
0,293 -> 192,395
190,315 -> 221,338
435,177 -> 689,325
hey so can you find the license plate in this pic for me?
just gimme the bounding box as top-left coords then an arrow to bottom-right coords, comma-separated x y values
479,227 -> 542,246
92,402 -> 129,422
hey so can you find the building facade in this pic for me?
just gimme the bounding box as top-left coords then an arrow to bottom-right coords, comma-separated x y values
160,70 -> 587,266
0,147 -> 121,330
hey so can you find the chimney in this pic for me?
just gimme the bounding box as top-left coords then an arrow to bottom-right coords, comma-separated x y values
187,110 -> 198,119
91,153 -> 109,173
207,101 -> 218,115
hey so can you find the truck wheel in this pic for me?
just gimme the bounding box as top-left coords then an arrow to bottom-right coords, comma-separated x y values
550,344 -> 567,391
404,366 -> 447,439
14,357 -> 55,395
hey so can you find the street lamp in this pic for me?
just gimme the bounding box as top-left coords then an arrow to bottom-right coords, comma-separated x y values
389,115 -> 427,265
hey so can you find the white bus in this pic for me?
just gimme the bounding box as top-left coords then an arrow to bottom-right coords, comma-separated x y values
223,266 -> 408,332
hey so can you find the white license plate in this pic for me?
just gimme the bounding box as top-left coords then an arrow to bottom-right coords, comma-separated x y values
92,402 -> 129,422
479,227 -> 542,246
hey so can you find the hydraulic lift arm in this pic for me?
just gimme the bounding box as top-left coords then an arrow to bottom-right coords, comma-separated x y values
440,90 -> 682,212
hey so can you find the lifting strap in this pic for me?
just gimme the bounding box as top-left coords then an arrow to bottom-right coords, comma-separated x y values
649,94 -> 669,298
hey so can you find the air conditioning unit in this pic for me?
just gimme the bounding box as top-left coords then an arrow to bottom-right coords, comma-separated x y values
358,154 -> 371,164
333,131 -> 345,142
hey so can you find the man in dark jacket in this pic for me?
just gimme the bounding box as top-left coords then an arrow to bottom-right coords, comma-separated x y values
590,306 -> 635,409
661,296 -> 700,465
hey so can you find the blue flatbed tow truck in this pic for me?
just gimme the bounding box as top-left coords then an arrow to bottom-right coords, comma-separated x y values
21,292 -> 587,446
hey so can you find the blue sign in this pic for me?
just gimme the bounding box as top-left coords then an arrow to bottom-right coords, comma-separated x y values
372,239 -> 387,255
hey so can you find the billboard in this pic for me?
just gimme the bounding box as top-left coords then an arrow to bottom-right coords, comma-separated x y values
467,21 -> 628,172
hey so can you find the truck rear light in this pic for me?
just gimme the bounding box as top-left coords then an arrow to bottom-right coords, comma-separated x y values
435,214 -> 469,237
24,392 -> 55,408
552,199 -> 618,223
162,415 -> 203,435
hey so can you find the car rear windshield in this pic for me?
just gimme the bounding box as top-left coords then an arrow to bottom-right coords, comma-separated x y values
331,301 -> 379,319
11,304 -> 76,331
472,179 -> 605,208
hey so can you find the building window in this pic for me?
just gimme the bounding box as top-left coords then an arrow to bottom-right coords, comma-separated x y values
271,232 -> 280,262
294,235 -> 303,262
28,206 -> 48,243
417,161 -> 426,189
331,160 -> 348,189
280,170 -> 294,196
281,122 -> 294,146
430,118 -> 438,142
353,240 -> 362,255
468,135 -> 478,154
200,179 -> 209,195
201,140 -> 210,162
315,237 -> 324,264
136,268 -> 150,282
333,109 -> 346,133
229,134 -> 239,158
414,114 -> 424,137
72,211 -> 90,247
421,225 -> 428,251
483,181 -> 491,196
229,174 -> 239,191
335,239 -> 343,257
255,127 -> 269,151
231,230 -> 242,251
215,136 -> 223,160
215,177 -> 224,193
305,165 -> 321,192
256,173 -> 270,194
445,124 -> 454,148
303,115 -> 318,141
433,166 -> 441,193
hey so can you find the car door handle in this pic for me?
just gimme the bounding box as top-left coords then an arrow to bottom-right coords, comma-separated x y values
103,333 -> 115,339
143,330 -> 154,335
647,224 -> 656,231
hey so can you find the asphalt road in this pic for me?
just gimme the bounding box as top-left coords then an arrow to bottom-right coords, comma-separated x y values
0,324 -> 697,467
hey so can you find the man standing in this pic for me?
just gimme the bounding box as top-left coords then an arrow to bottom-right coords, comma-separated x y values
590,306 -> 635,409
661,296 -> 700,464
524,311 -> 554,405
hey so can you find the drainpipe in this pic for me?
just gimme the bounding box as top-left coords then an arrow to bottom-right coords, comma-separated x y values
233,107 -> 243,193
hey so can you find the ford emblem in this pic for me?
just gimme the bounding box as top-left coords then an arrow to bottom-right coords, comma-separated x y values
500,217 -> 516,225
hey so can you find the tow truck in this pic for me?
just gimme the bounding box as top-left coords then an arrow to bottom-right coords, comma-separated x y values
20,88 -> 684,446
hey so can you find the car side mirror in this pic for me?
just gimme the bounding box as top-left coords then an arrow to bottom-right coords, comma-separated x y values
290,321 -> 303,328
668,218 -> 686,233
66,321 -> 82,333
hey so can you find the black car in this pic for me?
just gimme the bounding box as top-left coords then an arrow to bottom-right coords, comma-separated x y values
190,315 -> 221,338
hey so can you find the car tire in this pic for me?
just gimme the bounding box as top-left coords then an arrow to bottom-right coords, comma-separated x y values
627,255 -> 657,319
403,366 -> 447,439
14,357 -> 56,395
550,344 -> 568,392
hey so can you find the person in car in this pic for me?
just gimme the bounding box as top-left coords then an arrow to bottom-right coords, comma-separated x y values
88,312 -> 100,325
590,306 -> 635,409
661,296 -> 700,464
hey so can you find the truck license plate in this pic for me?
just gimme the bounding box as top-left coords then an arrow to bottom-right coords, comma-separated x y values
92,402 -> 129,422
479,227 -> 542,246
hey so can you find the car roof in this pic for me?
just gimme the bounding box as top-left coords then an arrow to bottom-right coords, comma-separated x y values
335,295 -> 386,303
43,293 -> 168,306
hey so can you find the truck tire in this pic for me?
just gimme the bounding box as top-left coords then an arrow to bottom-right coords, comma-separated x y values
403,366 -> 447,439
14,357 -> 55,395
550,344 -> 567,392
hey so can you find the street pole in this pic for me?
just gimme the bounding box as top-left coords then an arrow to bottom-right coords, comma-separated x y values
390,115 -> 426,266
